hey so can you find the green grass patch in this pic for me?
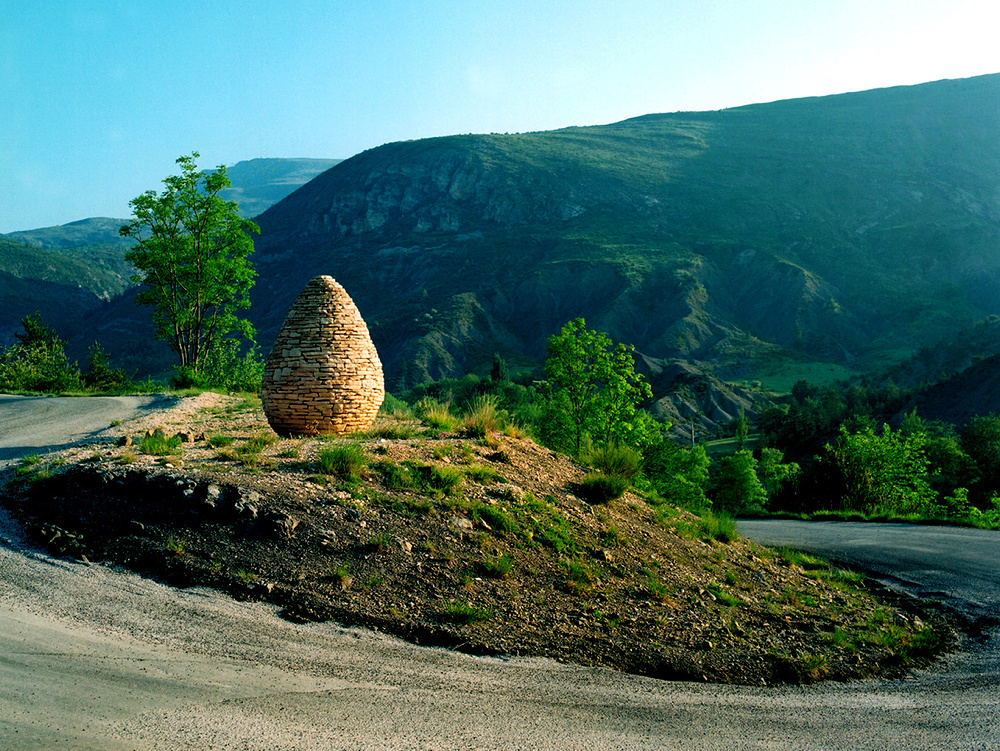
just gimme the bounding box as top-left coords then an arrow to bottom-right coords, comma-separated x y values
318,442 -> 368,480
479,553 -> 514,579
439,601 -> 494,624
140,432 -> 182,456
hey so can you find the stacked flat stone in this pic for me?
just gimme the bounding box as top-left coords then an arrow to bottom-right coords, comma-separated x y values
262,276 -> 384,437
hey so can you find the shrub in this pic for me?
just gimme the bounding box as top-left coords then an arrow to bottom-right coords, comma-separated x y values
587,444 -> 643,483
318,442 -> 368,480
416,398 -> 458,431
576,472 -> 628,504
461,394 -> 503,439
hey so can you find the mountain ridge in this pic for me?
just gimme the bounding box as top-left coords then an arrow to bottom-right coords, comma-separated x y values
246,73 -> 1000,393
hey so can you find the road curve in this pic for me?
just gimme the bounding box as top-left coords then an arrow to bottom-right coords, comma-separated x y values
0,394 -> 171,467
1,398 -> 999,749
737,519 -> 1000,625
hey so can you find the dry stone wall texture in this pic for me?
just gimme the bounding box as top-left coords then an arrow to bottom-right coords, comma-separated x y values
262,276 -> 384,436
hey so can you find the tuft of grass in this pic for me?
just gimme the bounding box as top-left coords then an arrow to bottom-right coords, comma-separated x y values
561,558 -> 597,595
600,526 -> 628,547
707,582 -> 743,607
475,505 -> 518,535
318,442 -> 368,480
376,460 -> 416,490
164,534 -> 187,557
479,553 -> 514,579
439,601 -> 494,624
461,394 -> 503,439
410,463 -> 464,497
379,393 -> 414,420
140,432 -> 181,456
416,398 -> 458,432
576,472 -> 628,504
700,511 -> 738,543
368,531 -> 394,553
465,464 -> 502,484
585,444 -> 643,484
645,574 -> 672,601
207,434 -> 235,448
366,420 -> 418,440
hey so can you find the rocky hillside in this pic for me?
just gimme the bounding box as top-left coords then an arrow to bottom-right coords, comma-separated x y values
245,74 -> 1000,393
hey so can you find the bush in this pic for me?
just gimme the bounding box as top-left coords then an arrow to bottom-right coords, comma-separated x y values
83,341 -> 131,392
0,313 -> 82,393
576,472 -> 629,504
586,444 -> 643,483
461,394 -> 503,439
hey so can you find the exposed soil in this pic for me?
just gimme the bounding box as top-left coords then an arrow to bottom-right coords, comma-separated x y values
1,392 -> 956,686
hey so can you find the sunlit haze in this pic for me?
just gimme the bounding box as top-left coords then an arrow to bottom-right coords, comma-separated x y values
1,0 -> 998,232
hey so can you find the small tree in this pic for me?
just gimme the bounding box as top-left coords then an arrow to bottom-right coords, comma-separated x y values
120,152 -> 259,379
545,318 -> 652,453
0,312 -> 82,393
712,449 -> 767,514
815,425 -> 935,515
83,341 -> 131,392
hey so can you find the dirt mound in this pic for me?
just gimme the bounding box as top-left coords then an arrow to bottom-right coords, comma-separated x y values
1,394 -> 951,685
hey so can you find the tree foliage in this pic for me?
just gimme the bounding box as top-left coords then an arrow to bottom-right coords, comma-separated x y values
0,312 -> 82,393
811,425 -> 935,515
545,318 -> 653,453
712,449 -> 768,514
120,152 -> 259,377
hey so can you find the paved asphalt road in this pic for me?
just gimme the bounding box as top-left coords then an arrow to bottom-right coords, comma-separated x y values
1,396 -> 999,749
0,394 -> 170,467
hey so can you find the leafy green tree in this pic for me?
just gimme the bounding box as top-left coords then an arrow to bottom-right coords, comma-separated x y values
490,353 -> 510,383
757,447 -> 801,502
960,415 -> 1000,506
0,312 -> 82,393
83,341 -> 132,392
813,425 -> 935,515
642,439 -> 711,511
712,449 -> 768,514
545,318 -> 652,453
732,405 -> 749,450
120,152 -> 259,378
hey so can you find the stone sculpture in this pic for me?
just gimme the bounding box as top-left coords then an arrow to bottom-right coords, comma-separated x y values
261,276 -> 384,436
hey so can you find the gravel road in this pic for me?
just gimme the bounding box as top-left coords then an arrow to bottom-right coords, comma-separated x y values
2,396 -> 999,749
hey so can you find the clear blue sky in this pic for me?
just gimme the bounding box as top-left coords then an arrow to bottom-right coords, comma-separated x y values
2,0 -> 997,233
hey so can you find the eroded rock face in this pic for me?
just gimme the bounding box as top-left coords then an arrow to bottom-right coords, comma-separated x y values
261,276 -> 384,436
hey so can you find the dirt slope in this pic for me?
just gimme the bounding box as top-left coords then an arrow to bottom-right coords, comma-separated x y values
1,393 -> 952,685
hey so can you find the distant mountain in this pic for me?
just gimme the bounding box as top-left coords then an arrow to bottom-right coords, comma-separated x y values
216,158 -> 341,218
0,236 -> 124,344
244,74 -> 1000,395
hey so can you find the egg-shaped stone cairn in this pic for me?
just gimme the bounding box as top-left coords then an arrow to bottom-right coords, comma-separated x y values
261,276 -> 384,436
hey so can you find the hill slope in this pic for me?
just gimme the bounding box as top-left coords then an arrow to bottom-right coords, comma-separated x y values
1,393 -> 949,685
247,74 -> 1000,391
